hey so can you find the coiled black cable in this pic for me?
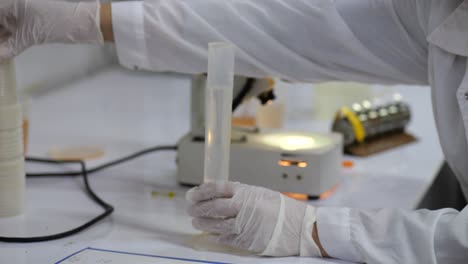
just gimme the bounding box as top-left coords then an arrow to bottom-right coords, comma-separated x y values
26,145 -> 178,178
0,145 -> 177,243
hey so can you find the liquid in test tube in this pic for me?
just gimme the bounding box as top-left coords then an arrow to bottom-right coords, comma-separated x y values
204,43 -> 235,183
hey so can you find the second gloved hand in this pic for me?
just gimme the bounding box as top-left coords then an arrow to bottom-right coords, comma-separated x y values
186,182 -> 322,257
0,0 -> 103,60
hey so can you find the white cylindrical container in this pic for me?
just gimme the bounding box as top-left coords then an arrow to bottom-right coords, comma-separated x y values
203,43 -> 235,184
0,59 -> 25,217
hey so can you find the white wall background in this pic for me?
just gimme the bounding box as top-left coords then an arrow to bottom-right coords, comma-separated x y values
15,44 -> 115,95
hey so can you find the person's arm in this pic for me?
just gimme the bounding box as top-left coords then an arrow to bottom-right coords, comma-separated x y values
100,3 -> 114,42
0,0 -> 103,60
186,182 -> 326,257
318,206 -> 468,263
109,0 -> 429,84
188,181 -> 468,263
0,0 -> 428,84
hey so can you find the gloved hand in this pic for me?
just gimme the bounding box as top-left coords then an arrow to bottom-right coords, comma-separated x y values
0,0 -> 103,60
186,182 -> 322,257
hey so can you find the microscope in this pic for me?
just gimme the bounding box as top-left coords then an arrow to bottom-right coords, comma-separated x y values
177,75 -> 343,199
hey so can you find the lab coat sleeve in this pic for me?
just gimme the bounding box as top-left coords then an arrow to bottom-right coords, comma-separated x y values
112,1 -> 149,70
317,206 -> 468,263
111,0 -> 430,84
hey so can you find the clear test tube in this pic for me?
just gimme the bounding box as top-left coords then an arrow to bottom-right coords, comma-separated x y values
203,43 -> 235,183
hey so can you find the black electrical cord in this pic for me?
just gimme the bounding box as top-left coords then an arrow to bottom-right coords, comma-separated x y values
0,144 -> 177,243
232,78 -> 256,112
26,145 -> 178,178
0,158 -> 112,243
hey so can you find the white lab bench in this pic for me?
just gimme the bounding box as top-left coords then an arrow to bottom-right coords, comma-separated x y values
0,67 -> 443,264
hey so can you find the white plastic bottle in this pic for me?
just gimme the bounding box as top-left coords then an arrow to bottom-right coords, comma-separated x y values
0,59 -> 25,217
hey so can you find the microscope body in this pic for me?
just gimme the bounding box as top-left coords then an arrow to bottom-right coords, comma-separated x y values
177,75 -> 343,198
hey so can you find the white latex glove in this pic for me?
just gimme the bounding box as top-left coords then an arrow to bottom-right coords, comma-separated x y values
0,0 -> 103,60
186,182 -> 322,257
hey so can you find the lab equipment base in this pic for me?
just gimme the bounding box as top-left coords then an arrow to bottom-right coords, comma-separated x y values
346,132 -> 417,157
177,131 -> 343,197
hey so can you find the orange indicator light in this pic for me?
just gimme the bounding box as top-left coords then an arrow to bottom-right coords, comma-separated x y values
278,160 -> 308,168
278,160 -> 292,167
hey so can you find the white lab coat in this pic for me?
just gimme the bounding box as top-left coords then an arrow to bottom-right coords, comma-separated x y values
111,0 -> 468,263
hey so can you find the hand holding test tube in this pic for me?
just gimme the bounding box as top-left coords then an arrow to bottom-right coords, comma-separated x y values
204,43 -> 235,184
